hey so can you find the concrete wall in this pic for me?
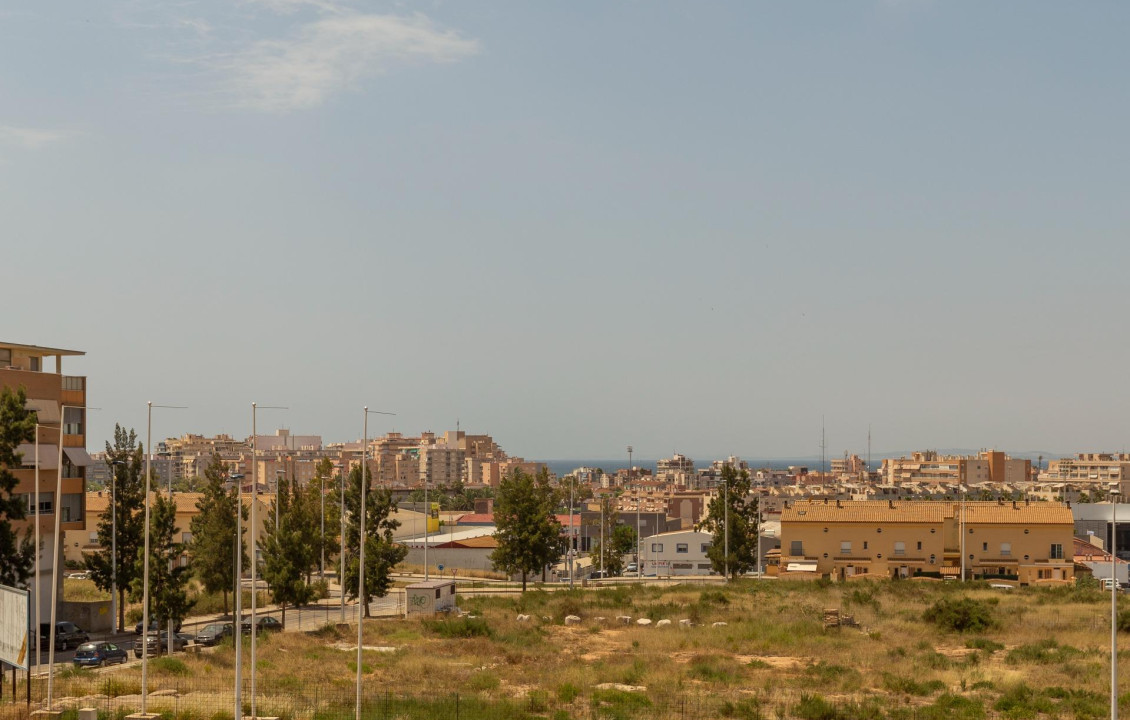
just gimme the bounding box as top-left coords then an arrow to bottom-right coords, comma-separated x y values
61,600 -> 112,633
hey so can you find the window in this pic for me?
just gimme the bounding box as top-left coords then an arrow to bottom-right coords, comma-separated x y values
676,543 -> 688,554
63,407 -> 83,435
1050,543 -> 1064,560
863,541 -> 868,550
982,542 -> 988,552
88,532 -> 97,542
916,541 -> 922,550
0,349 -> 10,366
840,541 -> 851,555
701,543 -> 710,554
62,376 -> 84,391
651,543 -> 663,553
29,357 -> 40,371
929,554 -> 936,565
790,540 -> 804,556
1000,543 -> 1011,557
894,541 -> 906,557
181,532 -> 193,544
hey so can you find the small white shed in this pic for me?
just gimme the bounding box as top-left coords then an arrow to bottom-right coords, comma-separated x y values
405,579 -> 457,615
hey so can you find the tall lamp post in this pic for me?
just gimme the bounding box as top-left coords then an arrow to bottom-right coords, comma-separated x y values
568,474 -> 575,589
137,402 -> 185,717
358,407 -> 395,720
1113,487 -> 1121,720
247,403 -> 286,720
31,423 -> 51,675
229,470 -> 245,720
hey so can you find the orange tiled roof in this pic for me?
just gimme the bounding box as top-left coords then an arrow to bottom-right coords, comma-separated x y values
781,500 -> 947,524
781,499 -> 1072,525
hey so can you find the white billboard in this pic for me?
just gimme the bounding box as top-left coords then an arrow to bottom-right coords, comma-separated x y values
0,585 -> 30,670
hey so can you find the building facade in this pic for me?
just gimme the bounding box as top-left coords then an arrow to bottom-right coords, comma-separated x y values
1,341 -> 90,620
779,499 -> 1073,585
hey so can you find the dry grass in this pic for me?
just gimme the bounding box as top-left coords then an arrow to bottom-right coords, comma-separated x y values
33,579 -> 1128,719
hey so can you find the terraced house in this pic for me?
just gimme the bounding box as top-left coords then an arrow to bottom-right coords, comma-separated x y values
778,499 -> 1074,585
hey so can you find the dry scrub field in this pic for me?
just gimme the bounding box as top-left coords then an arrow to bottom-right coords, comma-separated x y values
16,579 -> 1129,719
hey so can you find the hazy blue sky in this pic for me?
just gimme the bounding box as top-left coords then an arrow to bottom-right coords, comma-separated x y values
3,1 -> 1128,462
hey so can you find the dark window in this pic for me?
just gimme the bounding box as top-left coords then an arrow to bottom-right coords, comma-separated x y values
676,543 -> 688,553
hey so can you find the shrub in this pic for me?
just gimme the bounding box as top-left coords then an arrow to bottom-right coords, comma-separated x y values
556,682 -> 580,704
964,637 -> 1004,653
923,597 -> 996,633
881,673 -> 945,696
151,657 -> 190,675
1005,638 -> 1082,665
422,617 -> 492,638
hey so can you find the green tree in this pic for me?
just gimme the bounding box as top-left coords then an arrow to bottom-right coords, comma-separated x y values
259,474 -> 318,625
189,454 -> 247,616
343,465 -> 406,617
130,492 -> 191,654
0,386 -> 35,588
85,425 -> 147,632
697,464 -> 759,579
490,468 -> 562,591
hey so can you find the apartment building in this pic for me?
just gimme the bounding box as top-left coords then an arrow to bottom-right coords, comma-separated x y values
882,450 -> 1031,487
1,341 -> 91,620
1043,454 -> 1130,491
779,499 -> 1073,585
656,454 -> 696,485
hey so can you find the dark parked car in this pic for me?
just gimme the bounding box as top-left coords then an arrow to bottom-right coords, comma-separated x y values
133,632 -> 194,658
239,615 -> 283,634
37,622 -> 89,651
73,642 -> 128,668
134,619 -> 183,635
195,622 -> 234,646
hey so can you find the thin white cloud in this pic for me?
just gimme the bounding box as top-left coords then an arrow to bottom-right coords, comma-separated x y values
242,0 -> 345,14
216,12 -> 479,112
0,125 -> 74,150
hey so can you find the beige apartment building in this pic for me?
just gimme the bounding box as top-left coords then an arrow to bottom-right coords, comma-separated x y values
779,499 -> 1073,585
882,450 -> 1031,487
1,341 -> 91,619
1043,454 -> 1130,491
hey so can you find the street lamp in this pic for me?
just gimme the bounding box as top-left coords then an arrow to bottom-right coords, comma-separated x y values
46,405 -> 101,711
358,407 -> 395,720
138,402 -> 185,717
229,470 -> 245,720
568,473 -> 575,589
1113,486 -> 1121,720
246,403 -> 286,720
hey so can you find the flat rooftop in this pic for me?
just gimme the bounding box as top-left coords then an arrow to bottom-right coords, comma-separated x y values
0,341 -> 85,357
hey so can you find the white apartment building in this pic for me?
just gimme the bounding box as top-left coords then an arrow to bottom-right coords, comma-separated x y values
641,530 -> 715,577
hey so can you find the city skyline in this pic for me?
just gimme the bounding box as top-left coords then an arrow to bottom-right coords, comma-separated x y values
5,2 -> 1129,458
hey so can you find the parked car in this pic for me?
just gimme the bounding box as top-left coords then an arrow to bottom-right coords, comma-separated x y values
134,619 -> 183,635
240,615 -> 283,634
195,622 -> 234,647
133,632 -> 194,658
626,563 -> 638,574
73,641 -> 128,668
37,622 -> 89,651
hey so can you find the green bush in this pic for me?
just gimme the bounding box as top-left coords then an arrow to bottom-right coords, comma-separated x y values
422,617 -> 492,638
1005,638 -> 1082,665
151,657 -> 190,675
964,637 -> 1004,653
923,597 -> 996,633
881,673 -> 945,696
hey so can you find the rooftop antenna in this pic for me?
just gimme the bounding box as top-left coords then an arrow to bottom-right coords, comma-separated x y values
821,416 -> 826,480
867,424 -> 872,474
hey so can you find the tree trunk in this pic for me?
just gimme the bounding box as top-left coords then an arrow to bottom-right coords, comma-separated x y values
118,589 -> 126,633
364,594 -> 370,618
521,572 -> 527,592
281,604 -> 286,628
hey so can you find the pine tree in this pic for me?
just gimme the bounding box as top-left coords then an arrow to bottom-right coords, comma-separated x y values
259,474 -> 319,625
190,455 -> 247,616
697,464 -> 759,578
85,425 -> 146,631
342,465 -> 406,617
490,468 -> 562,591
130,492 -> 191,654
0,386 -> 35,588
